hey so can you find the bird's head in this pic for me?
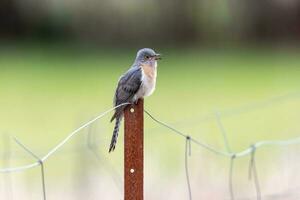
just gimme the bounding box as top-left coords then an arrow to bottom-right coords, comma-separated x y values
135,48 -> 161,65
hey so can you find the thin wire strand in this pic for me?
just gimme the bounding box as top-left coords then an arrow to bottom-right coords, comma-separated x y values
42,102 -> 130,161
161,91 -> 300,129
185,136 -> 192,200
13,137 -> 47,200
0,103 -> 130,173
145,109 -> 300,158
0,162 -> 40,173
13,137 -> 41,161
215,111 -> 232,153
221,92 -> 300,118
40,163 -> 47,200
235,136 -> 300,158
229,155 -> 236,200
248,146 -> 261,200
86,124 -> 123,192
144,109 -> 230,157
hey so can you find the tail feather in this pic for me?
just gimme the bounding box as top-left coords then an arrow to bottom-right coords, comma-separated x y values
110,105 -> 126,122
109,116 -> 122,152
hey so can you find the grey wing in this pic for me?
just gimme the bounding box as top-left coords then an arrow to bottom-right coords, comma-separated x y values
115,67 -> 142,105
110,67 -> 142,121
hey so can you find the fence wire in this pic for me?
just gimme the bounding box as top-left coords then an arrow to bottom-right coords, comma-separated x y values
185,136 -> 192,200
229,155 -> 236,200
1,92 -> 300,199
0,102 -> 130,173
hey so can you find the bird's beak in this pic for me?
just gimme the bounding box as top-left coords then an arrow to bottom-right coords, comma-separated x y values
154,53 -> 162,60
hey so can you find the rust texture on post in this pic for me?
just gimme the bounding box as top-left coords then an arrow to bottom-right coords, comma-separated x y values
124,99 -> 144,200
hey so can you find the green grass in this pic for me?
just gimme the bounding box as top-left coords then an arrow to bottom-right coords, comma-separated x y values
0,45 -> 300,175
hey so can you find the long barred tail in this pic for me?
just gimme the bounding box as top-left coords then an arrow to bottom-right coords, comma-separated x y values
109,116 -> 122,152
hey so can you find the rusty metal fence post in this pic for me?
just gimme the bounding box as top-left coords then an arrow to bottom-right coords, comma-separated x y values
124,99 -> 144,200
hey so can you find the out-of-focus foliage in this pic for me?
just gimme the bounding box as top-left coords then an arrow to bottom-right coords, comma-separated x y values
1,0 -> 300,45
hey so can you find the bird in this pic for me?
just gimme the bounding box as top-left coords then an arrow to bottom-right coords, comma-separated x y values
109,48 -> 161,152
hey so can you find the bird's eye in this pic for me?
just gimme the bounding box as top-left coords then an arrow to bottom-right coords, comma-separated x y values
145,55 -> 149,59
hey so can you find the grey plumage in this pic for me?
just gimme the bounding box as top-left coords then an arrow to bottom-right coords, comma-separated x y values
109,67 -> 142,152
109,48 -> 160,152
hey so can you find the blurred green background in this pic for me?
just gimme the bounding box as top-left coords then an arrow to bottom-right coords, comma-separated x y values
1,0 -> 300,199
